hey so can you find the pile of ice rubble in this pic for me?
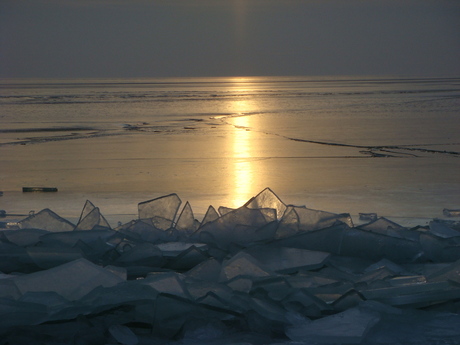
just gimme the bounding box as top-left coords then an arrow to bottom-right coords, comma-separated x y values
1,188 -> 460,345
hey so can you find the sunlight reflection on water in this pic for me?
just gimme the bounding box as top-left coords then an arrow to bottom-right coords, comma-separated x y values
232,116 -> 254,207
228,94 -> 259,208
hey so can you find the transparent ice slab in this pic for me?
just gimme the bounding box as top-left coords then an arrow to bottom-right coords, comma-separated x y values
138,193 -> 181,230
1,228 -> 48,247
277,205 -> 353,236
245,245 -> 330,273
19,208 -> 75,232
219,252 -> 273,282
12,258 -> 124,300
192,206 -> 276,249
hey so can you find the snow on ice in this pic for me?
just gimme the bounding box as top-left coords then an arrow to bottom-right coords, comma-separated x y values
1,188 -> 460,344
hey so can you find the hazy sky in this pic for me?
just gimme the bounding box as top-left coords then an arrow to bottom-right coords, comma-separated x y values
1,0 -> 459,78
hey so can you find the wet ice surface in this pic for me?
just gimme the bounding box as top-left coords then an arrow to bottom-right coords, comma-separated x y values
2,77 -> 460,222
1,189 -> 460,344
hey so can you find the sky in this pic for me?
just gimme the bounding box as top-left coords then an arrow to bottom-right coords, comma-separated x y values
1,0 -> 459,79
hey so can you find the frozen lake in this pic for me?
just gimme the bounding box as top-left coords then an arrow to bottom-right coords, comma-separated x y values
1,76 -> 459,225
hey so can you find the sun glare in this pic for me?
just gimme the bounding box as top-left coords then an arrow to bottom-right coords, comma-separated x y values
227,94 -> 259,208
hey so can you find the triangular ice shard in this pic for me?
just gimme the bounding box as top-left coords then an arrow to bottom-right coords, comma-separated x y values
142,272 -> 190,299
77,200 -> 96,224
358,217 -> 413,239
19,208 -> 75,232
185,258 -> 222,282
200,205 -> 219,227
175,201 -> 199,234
218,206 -> 234,216
138,193 -> 181,229
244,187 -> 287,220
359,217 -> 404,232
219,252 -> 273,281
75,200 -> 111,230
276,206 -> 300,238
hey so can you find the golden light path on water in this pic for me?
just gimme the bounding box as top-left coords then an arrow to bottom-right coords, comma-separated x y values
232,115 -> 254,207
226,81 -> 260,207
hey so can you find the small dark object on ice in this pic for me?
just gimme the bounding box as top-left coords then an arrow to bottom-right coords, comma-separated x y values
23,187 -> 58,192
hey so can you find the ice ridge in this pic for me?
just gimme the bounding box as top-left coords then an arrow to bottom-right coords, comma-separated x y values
1,187 -> 460,344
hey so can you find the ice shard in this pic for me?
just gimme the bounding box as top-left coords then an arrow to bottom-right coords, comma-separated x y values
115,242 -> 164,267
39,229 -> 115,247
118,219 -> 177,243
420,233 -> 460,262
75,200 -> 111,230
19,208 -> 75,232
162,244 -> 209,271
0,298 -> 48,330
138,193 -> 181,229
1,228 -> 48,247
192,206 -> 276,249
358,217 -> 420,242
200,205 -> 220,227
244,187 -> 287,220
428,220 -> 460,238
187,280 -> 233,303
219,252 -> 273,282
286,306 -> 381,343
245,245 -> 330,273
142,272 -> 190,299
427,259 -> 460,284
185,258 -> 222,282
295,206 -> 354,231
26,246 -> 83,269
275,222 -> 348,255
12,258 -> 124,300
175,201 -> 199,235
217,206 -> 234,216
276,205 -> 300,238
154,242 -> 208,258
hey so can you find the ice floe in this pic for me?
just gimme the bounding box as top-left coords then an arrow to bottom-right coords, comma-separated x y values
1,188 -> 460,344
